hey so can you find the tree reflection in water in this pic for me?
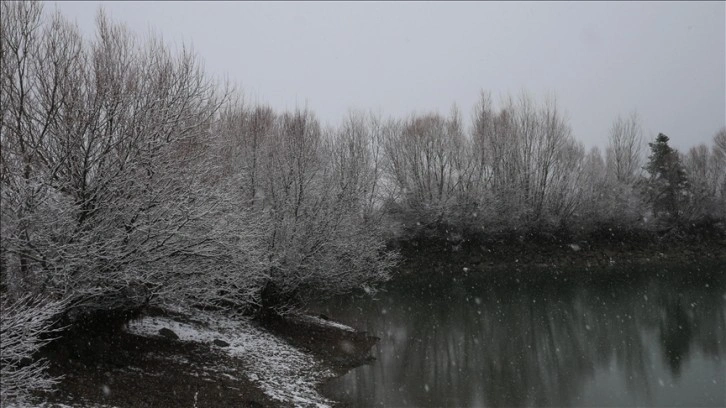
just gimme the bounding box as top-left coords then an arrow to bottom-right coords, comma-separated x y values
317,264 -> 726,407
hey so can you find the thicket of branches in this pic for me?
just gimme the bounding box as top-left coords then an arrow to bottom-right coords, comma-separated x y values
0,2 -> 270,316
1,2 -> 724,403
214,105 -> 398,310
0,294 -> 64,405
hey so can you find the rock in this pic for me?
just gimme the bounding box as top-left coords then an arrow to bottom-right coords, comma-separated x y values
158,328 -> 178,340
213,339 -> 230,347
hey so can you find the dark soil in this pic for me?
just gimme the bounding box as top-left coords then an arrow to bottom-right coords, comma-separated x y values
35,308 -> 274,408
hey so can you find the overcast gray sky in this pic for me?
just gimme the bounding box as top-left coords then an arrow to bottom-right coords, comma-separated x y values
50,1 -> 724,151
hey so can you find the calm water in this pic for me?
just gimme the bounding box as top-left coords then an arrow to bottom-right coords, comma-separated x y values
314,262 -> 726,407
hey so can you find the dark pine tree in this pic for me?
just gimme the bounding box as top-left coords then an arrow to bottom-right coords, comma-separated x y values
643,133 -> 689,224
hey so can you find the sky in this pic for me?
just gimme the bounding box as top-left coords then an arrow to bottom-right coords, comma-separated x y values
49,1 -> 725,152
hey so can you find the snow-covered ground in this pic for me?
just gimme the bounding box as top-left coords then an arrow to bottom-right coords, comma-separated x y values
126,308 -> 336,408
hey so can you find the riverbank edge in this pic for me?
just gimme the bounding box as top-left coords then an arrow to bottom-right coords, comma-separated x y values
389,228 -> 726,277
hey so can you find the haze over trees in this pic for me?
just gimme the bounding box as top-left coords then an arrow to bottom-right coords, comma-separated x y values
1,2 -> 724,404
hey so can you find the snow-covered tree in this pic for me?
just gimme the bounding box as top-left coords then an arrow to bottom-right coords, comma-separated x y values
382,108 -> 471,226
682,128 -> 726,221
214,105 -> 398,311
469,91 -> 583,231
607,112 -> 644,184
0,2 -> 265,315
0,294 -> 65,405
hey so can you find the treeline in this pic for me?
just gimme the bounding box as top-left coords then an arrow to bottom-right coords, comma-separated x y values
382,95 -> 726,240
0,2 -> 724,403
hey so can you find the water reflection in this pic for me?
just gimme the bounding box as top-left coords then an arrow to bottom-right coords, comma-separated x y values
316,264 -> 726,407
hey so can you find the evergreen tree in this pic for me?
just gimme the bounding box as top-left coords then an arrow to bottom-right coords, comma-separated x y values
643,133 -> 689,223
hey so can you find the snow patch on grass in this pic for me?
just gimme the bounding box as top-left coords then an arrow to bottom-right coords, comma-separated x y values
126,309 -> 335,407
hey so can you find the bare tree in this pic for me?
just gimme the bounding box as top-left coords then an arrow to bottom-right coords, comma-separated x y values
214,105 -> 397,311
568,112 -> 646,229
577,147 -> 607,221
714,128 -> 726,157
607,112 -> 644,184
713,128 -> 726,207
215,98 -> 276,209
381,106 -> 472,228
468,91 -> 581,230
682,128 -> 726,220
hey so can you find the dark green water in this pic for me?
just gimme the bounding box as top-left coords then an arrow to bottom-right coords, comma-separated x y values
314,262 -> 726,407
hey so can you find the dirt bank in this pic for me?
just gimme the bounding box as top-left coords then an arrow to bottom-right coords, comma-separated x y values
30,306 -> 377,408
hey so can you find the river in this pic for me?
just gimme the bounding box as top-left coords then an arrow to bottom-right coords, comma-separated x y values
313,261 -> 726,407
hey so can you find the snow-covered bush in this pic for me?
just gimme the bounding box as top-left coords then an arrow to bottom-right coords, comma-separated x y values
0,294 -> 65,405
0,1 -> 268,314
216,106 -> 398,311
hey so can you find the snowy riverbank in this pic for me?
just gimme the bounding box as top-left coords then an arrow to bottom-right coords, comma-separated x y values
24,304 -> 372,408
126,308 -> 337,407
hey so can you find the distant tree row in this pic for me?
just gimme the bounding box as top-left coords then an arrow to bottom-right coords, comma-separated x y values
365,91 -> 725,239
1,2 -> 724,404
